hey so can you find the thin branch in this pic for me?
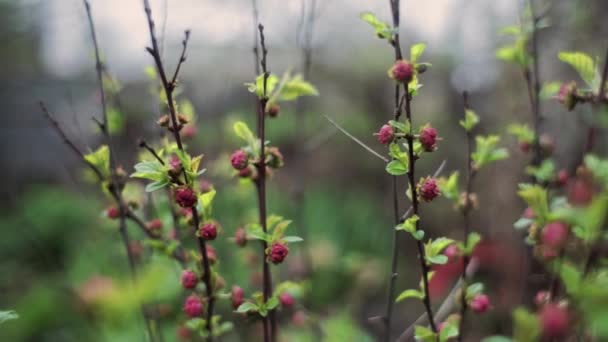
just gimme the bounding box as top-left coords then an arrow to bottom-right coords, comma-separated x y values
397,261 -> 479,342
141,2 -> 214,339
170,30 -> 191,87
83,0 -> 108,132
251,0 -> 261,75
457,91 -> 477,342
142,0 -> 185,150
526,0 -> 542,174
322,115 -> 389,163
254,23 -> 275,342
40,102 -> 104,180
138,139 -> 166,165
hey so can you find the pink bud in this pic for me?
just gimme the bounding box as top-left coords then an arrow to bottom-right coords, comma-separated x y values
279,292 -> 295,308
540,304 -> 570,339
419,177 -> 441,202
376,124 -> 395,145
534,291 -> 550,307
541,222 -> 569,249
390,60 -> 415,83
268,243 -> 289,264
181,270 -> 198,289
183,295 -> 203,318
106,207 -> 120,219
234,228 -> 247,247
231,286 -> 244,309
230,150 -> 249,170
419,126 -> 438,152
469,294 -> 490,313
174,187 -> 197,208
199,222 -> 218,241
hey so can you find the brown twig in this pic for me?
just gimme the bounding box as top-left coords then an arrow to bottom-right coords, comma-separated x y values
254,23 -> 275,342
457,92 -> 477,341
383,1 -> 405,339
141,1 -> 215,339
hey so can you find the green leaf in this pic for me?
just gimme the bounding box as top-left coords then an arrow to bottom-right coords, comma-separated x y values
245,73 -> 279,97
185,317 -> 205,330
513,217 -> 534,230
466,282 -> 484,299
145,180 -> 170,192
235,302 -> 258,313
107,107 -> 125,135
512,307 -> 541,342
414,325 -> 437,342
410,43 -> 426,63
507,123 -> 535,144
517,184 -> 549,223
439,321 -> 459,342
526,159 -> 555,183
460,109 -> 480,131
278,74 -> 319,101
560,263 -> 582,296
472,135 -> 509,169
413,230 -> 425,240
465,232 -> 481,254
427,254 -> 448,265
395,289 -> 424,302
438,171 -> 460,201
84,145 -> 110,177
0,310 -> 18,324
388,143 -> 408,165
233,121 -> 256,145
271,219 -> 292,243
398,215 -> 419,233
359,12 -> 394,40
558,51 -> 597,87
540,81 -> 562,100
389,120 -> 409,133
386,160 -> 408,175
282,236 -> 303,243
551,194 -> 608,242
585,154 -> 608,187
429,237 -> 456,256
265,297 -> 280,311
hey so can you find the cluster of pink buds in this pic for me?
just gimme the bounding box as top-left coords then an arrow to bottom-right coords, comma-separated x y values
418,177 -> 441,202
268,242 -> 289,264
469,294 -> 491,314
389,60 -> 415,84
199,222 -> 219,241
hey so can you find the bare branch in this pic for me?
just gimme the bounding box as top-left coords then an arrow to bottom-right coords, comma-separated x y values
322,114 -> 389,163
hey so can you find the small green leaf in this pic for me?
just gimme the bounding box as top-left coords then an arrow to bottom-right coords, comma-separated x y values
560,263 -> 582,296
585,154 -> 608,187
413,230 -> 425,240
465,232 -> 481,254
235,302 -> 258,313
460,109 -> 480,131
518,184 -> 549,223
0,310 -> 18,324
84,145 -> 110,177
507,123 -> 535,144
439,321 -> 459,342
513,217 -> 534,230
395,289 -> 424,302
438,171 -> 460,201
465,282 -> 484,299
398,215 -> 419,233
414,325 -> 437,342
410,43 -> 426,63
360,12 -> 394,40
145,180 -> 170,192
389,120 -> 409,133
513,307 -> 541,342
427,254 -> 448,265
472,135 -> 509,169
558,51 -> 598,87
233,121 -> 256,145
526,159 -> 555,183
386,160 -> 408,175
278,74 -> 319,101
540,82 -> 562,99
185,317 -> 205,330
265,297 -> 280,310
282,236 -> 303,243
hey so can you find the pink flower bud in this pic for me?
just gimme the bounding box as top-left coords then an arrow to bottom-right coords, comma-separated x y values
469,294 -> 490,313
205,246 -> 217,264
568,178 -> 594,206
418,177 -> 441,202
534,291 -> 550,307
146,219 -> 163,231
199,222 -> 218,241
174,187 -> 197,208
279,292 -> 295,308
376,124 -> 394,145
443,244 -> 461,263
523,207 -> 535,219
181,270 -> 198,289
541,222 -> 569,249
183,295 -> 203,318
268,243 -> 289,264
389,60 -> 415,83
230,150 -> 249,170
556,169 -> 569,186
106,207 -> 120,219
231,286 -> 244,309
419,125 -> 438,152
234,228 -> 247,247
540,304 -> 570,339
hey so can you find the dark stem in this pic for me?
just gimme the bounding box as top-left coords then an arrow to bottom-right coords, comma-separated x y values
458,91 -> 476,342
254,23 -> 275,342
405,92 -> 438,334
527,0 -> 542,170
383,1 -> 404,340
138,139 -> 166,165
141,2 -> 214,339
583,45 -> 608,155
251,0 -> 261,75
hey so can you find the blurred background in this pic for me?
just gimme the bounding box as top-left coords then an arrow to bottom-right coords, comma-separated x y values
1,0 -> 608,341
